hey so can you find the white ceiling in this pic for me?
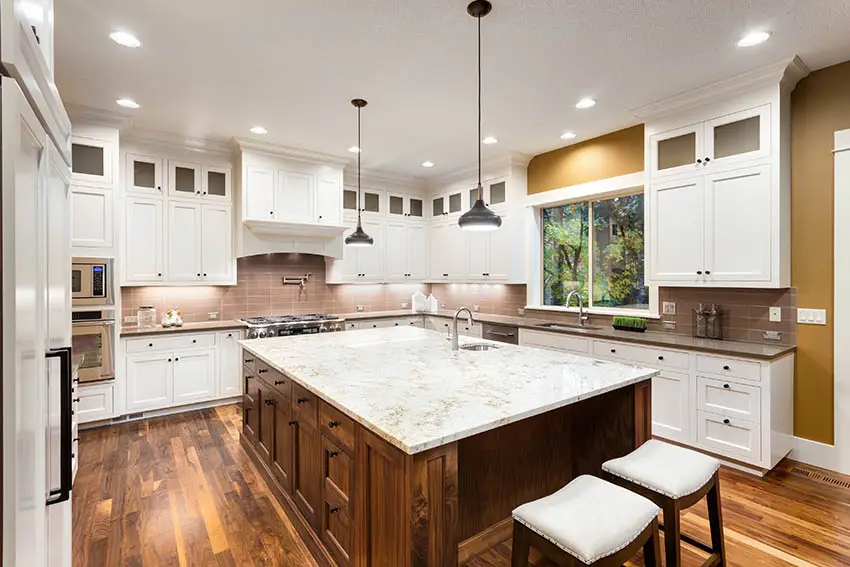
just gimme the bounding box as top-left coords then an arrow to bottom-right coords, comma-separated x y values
55,0 -> 850,178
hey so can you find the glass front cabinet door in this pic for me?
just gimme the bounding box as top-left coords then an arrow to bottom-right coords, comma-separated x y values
649,124 -> 703,179
126,153 -> 164,195
168,160 -> 202,198
704,104 -> 771,169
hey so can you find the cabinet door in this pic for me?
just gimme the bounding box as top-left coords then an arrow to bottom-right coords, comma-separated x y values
651,370 -> 692,444
487,179 -> 508,207
257,382 -> 274,463
168,160 -> 202,198
125,197 -> 164,282
361,190 -> 382,217
321,437 -> 354,566
317,177 -> 342,224
357,221 -> 384,280
447,190 -> 463,216
429,223 -> 451,280
71,185 -> 114,249
276,170 -> 315,222
173,349 -> 216,406
293,420 -> 322,531
167,201 -> 202,282
649,123 -> 704,179
431,195 -> 446,218
202,165 -> 231,201
201,204 -> 233,282
384,222 -> 408,281
466,231 -> 489,280
71,137 -> 114,186
126,153 -> 163,195
409,197 -> 424,219
329,227 -> 361,283
446,222 -> 466,278
387,193 -> 406,218
407,223 -> 428,280
704,104 -> 771,170
487,211 -> 514,280
217,331 -> 243,398
704,164 -> 772,282
272,392 -> 293,493
245,165 -> 276,220
649,176 -> 705,283
126,353 -> 173,411
244,375 -> 260,443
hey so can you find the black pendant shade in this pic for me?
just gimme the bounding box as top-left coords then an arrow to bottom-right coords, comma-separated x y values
345,98 -> 374,247
459,0 -> 501,232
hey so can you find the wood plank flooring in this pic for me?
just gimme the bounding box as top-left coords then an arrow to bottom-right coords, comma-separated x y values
73,404 -> 850,567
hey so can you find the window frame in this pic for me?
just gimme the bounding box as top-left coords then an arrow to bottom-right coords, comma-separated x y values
525,172 -> 659,318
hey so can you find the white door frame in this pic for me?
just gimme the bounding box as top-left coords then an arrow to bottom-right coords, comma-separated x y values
833,128 -> 850,474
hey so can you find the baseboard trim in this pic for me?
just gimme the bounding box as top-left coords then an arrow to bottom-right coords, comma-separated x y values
790,436 -> 842,473
458,518 -> 513,564
79,397 -> 241,430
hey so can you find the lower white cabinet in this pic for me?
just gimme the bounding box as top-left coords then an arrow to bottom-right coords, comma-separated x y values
172,349 -> 216,405
75,383 -> 115,424
217,330 -> 243,397
651,370 -> 691,444
126,352 -> 173,411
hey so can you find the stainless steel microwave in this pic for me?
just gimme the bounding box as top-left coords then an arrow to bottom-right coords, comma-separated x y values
71,257 -> 113,306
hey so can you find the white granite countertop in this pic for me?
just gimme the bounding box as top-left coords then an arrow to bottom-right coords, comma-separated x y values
240,327 -> 659,455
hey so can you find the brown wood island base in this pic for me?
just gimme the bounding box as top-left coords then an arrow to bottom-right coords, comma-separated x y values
240,354 -> 652,567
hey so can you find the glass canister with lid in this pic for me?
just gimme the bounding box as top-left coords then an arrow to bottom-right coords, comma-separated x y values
137,306 -> 157,329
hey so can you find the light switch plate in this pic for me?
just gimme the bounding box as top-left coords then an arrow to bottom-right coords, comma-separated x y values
356,305 -> 365,312
769,307 -> 782,322
124,315 -> 138,324
662,302 -> 676,315
798,308 -> 827,325
208,312 -> 220,320
401,302 -> 409,309
662,320 -> 676,330
763,330 -> 783,341
473,304 -> 480,312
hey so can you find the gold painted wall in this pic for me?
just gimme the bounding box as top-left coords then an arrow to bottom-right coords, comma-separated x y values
790,60 -> 850,444
527,125 -> 644,194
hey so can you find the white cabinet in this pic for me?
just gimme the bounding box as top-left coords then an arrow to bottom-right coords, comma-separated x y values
71,185 -> 114,249
168,159 -> 202,198
71,136 -> 114,187
317,176 -> 342,224
126,353 -> 173,411
167,201 -> 202,282
430,221 -> 465,280
125,197 -> 164,283
245,165 -> 275,219
329,220 -> 386,282
200,205 -> 233,282
217,330 -> 244,397
202,165 -> 231,201
75,383 -> 115,424
126,153 -> 164,196
172,349 -> 216,405
387,193 -> 425,220
244,165 -> 342,226
649,177 -> 705,283
651,370 -> 692,444
385,222 -> 428,281
276,170 -> 315,222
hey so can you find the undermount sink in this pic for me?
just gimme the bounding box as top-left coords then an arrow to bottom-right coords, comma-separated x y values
535,322 -> 602,331
459,343 -> 500,352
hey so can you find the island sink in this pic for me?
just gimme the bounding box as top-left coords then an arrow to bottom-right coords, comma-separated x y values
535,321 -> 603,331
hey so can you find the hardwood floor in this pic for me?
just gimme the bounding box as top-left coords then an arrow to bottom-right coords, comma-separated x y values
73,405 -> 850,567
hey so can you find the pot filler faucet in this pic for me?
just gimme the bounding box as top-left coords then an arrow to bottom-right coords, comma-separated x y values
565,290 -> 589,327
452,307 -> 475,351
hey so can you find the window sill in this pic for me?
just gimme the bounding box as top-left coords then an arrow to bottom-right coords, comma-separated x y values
525,305 -> 661,320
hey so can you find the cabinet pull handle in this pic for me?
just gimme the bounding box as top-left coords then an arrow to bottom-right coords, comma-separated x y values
296,398 -> 308,404
723,419 -> 730,425
258,368 -> 268,374
657,356 -> 664,360
329,506 -> 340,515
723,365 -> 730,371
264,399 -> 274,406
72,397 -> 80,403
610,348 -> 616,353
73,437 -> 80,443
723,384 -> 730,389
149,343 -> 153,347
244,358 -> 254,364
275,380 -> 285,386
328,421 -> 339,429
705,270 -> 711,275
288,420 -> 297,426
245,375 -> 252,380
697,271 -> 703,275
329,451 -> 340,458
705,157 -> 711,163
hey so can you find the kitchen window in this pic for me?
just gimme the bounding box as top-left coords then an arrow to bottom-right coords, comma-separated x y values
542,192 -> 651,313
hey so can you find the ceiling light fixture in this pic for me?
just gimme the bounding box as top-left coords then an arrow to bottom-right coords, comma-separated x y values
115,98 -> 140,109
737,31 -> 771,47
250,126 -> 268,135
459,0 -> 502,233
109,30 -> 141,48
482,136 -> 498,145
348,146 -> 361,153
422,161 -> 435,168
561,131 -> 577,140
576,98 -> 596,109
345,99 -> 374,248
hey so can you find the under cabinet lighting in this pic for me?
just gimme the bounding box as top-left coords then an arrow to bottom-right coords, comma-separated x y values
116,98 -> 140,109
109,31 -> 141,48
737,31 -> 771,47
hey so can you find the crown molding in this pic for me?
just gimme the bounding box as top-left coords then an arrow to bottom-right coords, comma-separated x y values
427,152 -> 532,188
66,103 -> 131,129
631,56 -> 811,121
342,167 -> 427,192
232,137 -> 351,167
121,127 -> 232,156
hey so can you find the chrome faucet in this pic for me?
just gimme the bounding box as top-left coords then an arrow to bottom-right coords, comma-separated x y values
451,307 -> 474,351
565,290 -> 589,327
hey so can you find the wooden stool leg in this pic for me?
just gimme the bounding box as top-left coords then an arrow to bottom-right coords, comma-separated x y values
511,521 -> 531,567
643,520 -> 662,567
662,501 -> 682,567
706,472 -> 727,566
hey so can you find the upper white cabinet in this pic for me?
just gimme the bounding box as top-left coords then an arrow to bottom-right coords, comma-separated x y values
245,165 -> 275,219
126,153 -> 164,196
72,136 -> 114,187
71,185 -> 114,249
167,159 -> 202,198
317,177 -> 342,224
243,165 -> 343,225
276,170 -> 315,221
166,201 -> 202,282
387,193 -> 425,220
203,166 -> 232,201
125,197 -> 165,283
385,222 -> 428,281
328,220 -> 386,282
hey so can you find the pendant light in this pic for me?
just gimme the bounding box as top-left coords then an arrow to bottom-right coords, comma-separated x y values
345,98 -> 375,247
459,0 -> 502,232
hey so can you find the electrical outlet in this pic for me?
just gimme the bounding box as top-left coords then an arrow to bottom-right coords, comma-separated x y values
769,307 -> 782,322
440,302 -> 447,309
662,302 -> 677,315
763,331 -> 783,341
798,308 -> 827,325
356,305 -> 365,312
473,304 -> 480,312
662,320 -> 676,330
401,302 -> 409,309
124,315 -> 139,325
517,308 -> 525,316
208,312 -> 220,320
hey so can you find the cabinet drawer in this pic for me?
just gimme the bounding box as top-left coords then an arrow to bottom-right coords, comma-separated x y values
125,333 -> 215,353
242,350 -> 258,371
520,329 -> 590,355
697,410 -> 761,463
255,359 -> 275,380
323,437 -> 353,505
292,383 -> 318,428
593,340 -> 689,370
76,383 -> 115,424
320,402 -> 355,456
697,376 -> 761,423
696,355 -> 761,382
265,369 -> 292,399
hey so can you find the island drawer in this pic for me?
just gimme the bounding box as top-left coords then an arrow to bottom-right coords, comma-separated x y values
292,383 -> 318,427
322,437 -> 353,506
125,332 -> 215,353
265,369 -> 292,399
697,376 -> 761,423
696,355 -> 761,382
320,401 -> 355,456
697,410 -> 761,463
593,340 -> 689,371
242,351 -> 258,371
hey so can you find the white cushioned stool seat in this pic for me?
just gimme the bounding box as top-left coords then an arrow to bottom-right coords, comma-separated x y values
602,439 -> 721,499
512,475 -> 660,565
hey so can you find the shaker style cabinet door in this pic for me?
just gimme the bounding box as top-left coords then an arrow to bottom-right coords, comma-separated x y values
172,349 -> 216,405
202,165 -> 231,201
651,370 -> 692,444
276,170 -> 315,222
71,185 -> 114,249
168,160 -> 202,198
316,176 -> 342,224
126,153 -> 164,195
648,123 -> 704,179
71,136 -> 114,186
125,197 -> 165,283
200,204 -> 233,282
166,201 -> 202,282
245,165 -> 276,220
217,330 -> 243,398
648,176 -> 705,283
126,353 -> 173,411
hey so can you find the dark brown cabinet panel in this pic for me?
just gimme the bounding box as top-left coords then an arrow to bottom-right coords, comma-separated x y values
320,401 -> 355,456
293,418 -> 322,531
292,383 -> 318,428
257,383 -> 273,464
322,436 -> 354,566
243,374 -> 259,443
272,390 -> 293,493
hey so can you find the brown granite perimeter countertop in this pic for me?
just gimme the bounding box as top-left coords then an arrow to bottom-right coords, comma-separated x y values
333,310 -> 795,361
120,320 -> 247,338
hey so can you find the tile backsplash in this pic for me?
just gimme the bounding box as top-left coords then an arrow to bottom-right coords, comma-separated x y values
121,254 -> 796,345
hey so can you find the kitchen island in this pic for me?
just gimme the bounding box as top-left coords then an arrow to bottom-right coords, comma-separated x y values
239,327 -> 658,567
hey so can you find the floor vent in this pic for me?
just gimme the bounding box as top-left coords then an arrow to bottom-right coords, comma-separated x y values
127,412 -> 145,420
791,466 -> 850,489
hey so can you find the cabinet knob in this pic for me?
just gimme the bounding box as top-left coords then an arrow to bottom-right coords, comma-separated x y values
705,157 -> 711,163
192,339 -> 197,343
258,368 -> 268,374
196,191 -> 200,194
275,380 -> 286,386
148,343 -> 153,347
705,270 -> 711,275
610,348 -> 616,353
269,211 -> 274,215
328,421 -> 339,429
157,186 -> 161,191
175,357 -> 179,361
658,356 -> 664,360
723,383 -> 730,389
197,273 -> 201,277
723,419 -> 730,425
288,420 -> 297,426
723,365 -> 730,371
697,271 -> 703,275
696,159 -> 703,165
168,358 -> 172,362
329,506 -> 340,515
296,397 -> 308,404
157,273 -> 162,277
318,215 -> 323,219
72,397 -> 80,403
203,273 -> 207,277
329,451 -> 340,458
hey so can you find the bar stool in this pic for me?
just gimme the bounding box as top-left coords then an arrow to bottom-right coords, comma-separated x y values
510,475 -> 662,567
602,439 -> 726,567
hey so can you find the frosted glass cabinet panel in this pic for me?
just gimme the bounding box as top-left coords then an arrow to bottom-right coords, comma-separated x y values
704,105 -> 771,168
168,160 -> 202,197
126,153 -> 163,195
71,137 -> 114,186
656,131 -> 698,173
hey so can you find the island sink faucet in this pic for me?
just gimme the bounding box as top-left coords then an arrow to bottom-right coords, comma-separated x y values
452,307 -> 474,351
565,290 -> 589,327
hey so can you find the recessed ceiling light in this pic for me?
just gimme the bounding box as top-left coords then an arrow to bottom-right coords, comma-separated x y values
576,98 -> 596,109
482,136 -> 498,145
115,98 -> 140,109
560,131 -> 577,140
109,30 -> 141,48
250,126 -> 268,135
348,146 -> 361,153
737,31 -> 771,47
422,161 -> 435,168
